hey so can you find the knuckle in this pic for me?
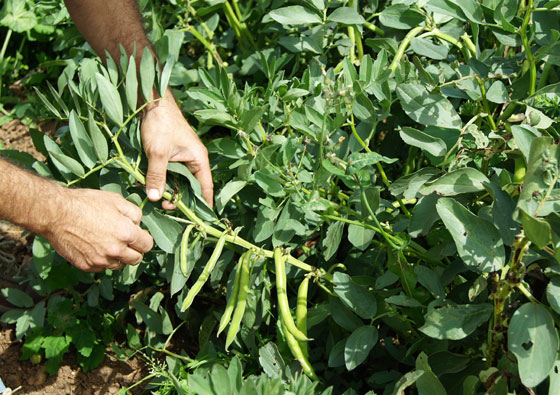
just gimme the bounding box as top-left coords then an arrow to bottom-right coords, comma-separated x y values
105,244 -> 123,258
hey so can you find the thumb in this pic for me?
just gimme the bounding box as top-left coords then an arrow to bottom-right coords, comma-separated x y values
146,153 -> 169,201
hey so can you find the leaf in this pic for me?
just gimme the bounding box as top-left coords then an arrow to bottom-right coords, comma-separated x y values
268,6 -> 322,25
216,180 -> 247,214
0,0 -> 36,32
43,133 -> 85,178
445,0 -> 483,22
410,37 -> 449,60
1,288 -> 34,308
347,224 -> 375,250
159,55 -> 176,97
415,352 -> 447,395
486,81 -> 508,103
125,55 -> 138,111
140,47 -> 156,102
42,335 -> 70,359
322,221 -> 344,261
333,272 -> 377,319
420,303 -> 493,340
436,198 -> 505,272
327,7 -> 366,25
508,303 -> 558,388
517,137 -> 559,216
483,183 -> 520,246
546,276 -> 560,315
239,107 -> 265,134
344,326 -> 378,371
519,209 -> 551,249
141,205 -> 183,253
329,297 -> 363,332
399,127 -> 447,157
254,171 -> 285,197
346,152 -> 397,174
95,72 -> 123,125
420,168 -> 489,196
258,343 -> 286,379
379,4 -> 424,29
69,111 -> 97,168
414,266 -> 445,299
132,301 -> 164,334
397,84 -> 462,129
88,113 -> 109,163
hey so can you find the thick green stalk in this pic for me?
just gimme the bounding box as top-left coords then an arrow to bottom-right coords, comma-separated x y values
389,26 -> 424,73
461,34 -> 477,58
363,22 -> 384,36
113,156 -> 324,278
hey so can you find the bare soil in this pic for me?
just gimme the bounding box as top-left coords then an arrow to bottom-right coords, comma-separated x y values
0,119 -> 148,394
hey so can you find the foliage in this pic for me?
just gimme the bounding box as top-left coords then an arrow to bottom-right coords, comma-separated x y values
1,0 -> 560,393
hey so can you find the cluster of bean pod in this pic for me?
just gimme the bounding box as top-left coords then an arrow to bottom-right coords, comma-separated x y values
177,222 -> 318,379
116,158 -> 323,379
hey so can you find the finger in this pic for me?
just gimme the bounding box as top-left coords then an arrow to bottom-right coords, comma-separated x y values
119,201 -> 143,225
190,160 -> 214,208
117,247 -> 144,266
162,200 -> 177,210
128,228 -> 154,253
146,152 -> 169,201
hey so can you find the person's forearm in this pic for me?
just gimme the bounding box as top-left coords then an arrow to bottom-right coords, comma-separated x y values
64,0 -> 152,65
0,158 -> 63,235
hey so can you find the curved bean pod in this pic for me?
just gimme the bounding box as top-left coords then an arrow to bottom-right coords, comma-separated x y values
296,276 -> 310,358
274,248 -> 311,342
281,321 -> 318,381
181,231 -> 228,312
225,250 -> 252,350
217,251 -> 246,336
180,224 -> 195,277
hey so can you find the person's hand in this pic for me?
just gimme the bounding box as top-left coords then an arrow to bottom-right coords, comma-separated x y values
141,93 -> 213,209
43,188 -> 153,272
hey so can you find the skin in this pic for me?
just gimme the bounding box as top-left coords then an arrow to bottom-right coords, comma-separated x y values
0,1 -> 213,272
64,0 -> 213,208
0,159 -> 153,272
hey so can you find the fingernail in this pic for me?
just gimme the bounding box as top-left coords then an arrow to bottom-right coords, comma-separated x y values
148,189 -> 160,200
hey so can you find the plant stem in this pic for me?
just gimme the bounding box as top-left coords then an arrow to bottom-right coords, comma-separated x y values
389,26 -> 424,73
461,34 -> 477,58
0,29 -> 13,97
476,77 -> 497,131
363,22 -> 384,36
66,159 -> 115,186
349,113 -> 411,217
183,26 -> 224,67
537,59 -> 552,91
486,237 -> 529,366
519,0 -> 536,95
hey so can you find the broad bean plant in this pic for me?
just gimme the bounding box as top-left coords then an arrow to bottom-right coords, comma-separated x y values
1,0 -> 560,393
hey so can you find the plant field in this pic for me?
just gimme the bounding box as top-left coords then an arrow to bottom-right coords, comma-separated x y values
1,0 -> 560,393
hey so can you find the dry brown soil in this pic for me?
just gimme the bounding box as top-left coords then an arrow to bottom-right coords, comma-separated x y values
0,119 -> 148,394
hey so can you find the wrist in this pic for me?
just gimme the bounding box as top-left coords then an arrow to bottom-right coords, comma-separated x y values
28,182 -> 70,238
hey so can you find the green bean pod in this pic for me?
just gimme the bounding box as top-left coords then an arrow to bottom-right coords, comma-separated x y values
296,276 -> 310,359
274,248 -> 311,342
180,224 -> 195,277
225,250 -> 252,350
217,251 -> 246,336
181,231 -> 228,312
281,321 -> 318,381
